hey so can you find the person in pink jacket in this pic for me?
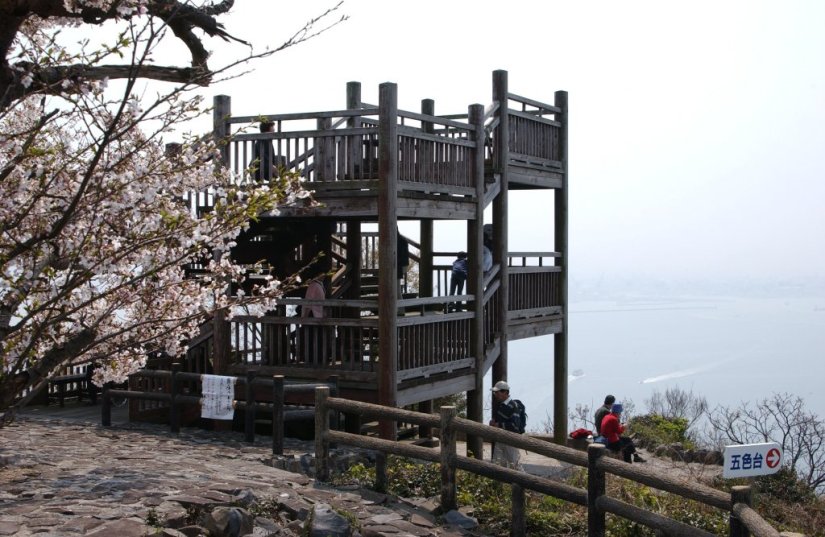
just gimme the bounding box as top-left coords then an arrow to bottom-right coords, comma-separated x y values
600,403 -> 645,463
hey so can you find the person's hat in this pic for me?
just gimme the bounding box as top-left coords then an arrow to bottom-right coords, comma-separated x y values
491,380 -> 510,392
611,403 -> 623,413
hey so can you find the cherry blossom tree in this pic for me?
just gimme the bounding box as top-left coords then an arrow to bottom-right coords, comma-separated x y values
0,0 -> 345,423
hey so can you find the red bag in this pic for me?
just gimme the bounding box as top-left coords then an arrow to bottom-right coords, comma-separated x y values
569,428 -> 592,439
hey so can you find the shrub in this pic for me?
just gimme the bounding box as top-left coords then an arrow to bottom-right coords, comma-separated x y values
628,414 -> 695,450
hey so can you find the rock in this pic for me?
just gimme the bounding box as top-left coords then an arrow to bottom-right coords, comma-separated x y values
85,517 -> 149,537
178,525 -> 210,537
254,516 -> 280,533
278,497 -> 311,520
309,503 -> 351,537
156,501 -> 192,528
234,489 -> 257,507
369,513 -> 403,524
704,450 -> 722,464
442,510 -> 477,530
205,507 -> 254,537
160,529 -> 190,537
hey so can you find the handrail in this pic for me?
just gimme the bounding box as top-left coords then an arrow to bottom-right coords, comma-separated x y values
104,366 -> 338,455
229,108 -> 380,124
506,92 -> 560,114
397,108 -> 474,131
314,391 -> 786,537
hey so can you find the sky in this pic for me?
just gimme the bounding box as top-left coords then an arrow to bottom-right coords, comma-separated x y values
186,0 -> 825,283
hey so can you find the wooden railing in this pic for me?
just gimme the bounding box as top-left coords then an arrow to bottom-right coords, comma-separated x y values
226,109 -> 380,185
104,367 -> 337,455
223,106 -> 483,193
507,252 -> 562,315
396,306 -> 473,381
505,92 -> 563,168
314,390 -> 786,537
229,302 -> 380,377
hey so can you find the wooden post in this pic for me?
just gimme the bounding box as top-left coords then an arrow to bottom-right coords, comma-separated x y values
314,386 -> 330,481
345,220 -> 362,299
272,375 -> 284,455
346,81 -> 361,179
730,486 -> 752,537
212,309 -> 231,375
375,451 -> 388,494
377,82 -> 399,444
492,69 -> 510,389
553,89 -> 569,444
465,103 -> 486,460
511,484 -> 526,537
439,406 -> 457,511
316,117 -> 335,181
244,370 -> 256,443
213,95 -> 231,168
419,400 -> 433,440
101,383 -> 111,427
587,444 -> 607,537
328,375 -> 340,433
170,362 -> 181,434
417,98 -> 435,439
419,98 -> 434,300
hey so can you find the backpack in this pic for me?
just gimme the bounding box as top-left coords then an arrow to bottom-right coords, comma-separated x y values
512,399 -> 527,434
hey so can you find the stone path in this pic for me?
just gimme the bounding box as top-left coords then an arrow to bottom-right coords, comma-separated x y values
0,413 -> 482,537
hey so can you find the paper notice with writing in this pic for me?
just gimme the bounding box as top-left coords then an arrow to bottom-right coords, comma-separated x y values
200,374 -> 235,420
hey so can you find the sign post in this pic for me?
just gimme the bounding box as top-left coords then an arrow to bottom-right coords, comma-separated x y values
723,442 -> 782,478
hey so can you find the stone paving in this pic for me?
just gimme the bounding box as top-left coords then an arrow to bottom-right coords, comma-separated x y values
0,413 -> 483,537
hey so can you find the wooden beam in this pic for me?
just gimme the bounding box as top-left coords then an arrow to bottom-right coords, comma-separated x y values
466,103 -> 486,460
553,89 -> 569,444
492,69 -> 510,388
378,82 -> 399,442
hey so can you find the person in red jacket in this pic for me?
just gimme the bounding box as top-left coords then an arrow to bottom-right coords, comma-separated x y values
599,403 -> 645,463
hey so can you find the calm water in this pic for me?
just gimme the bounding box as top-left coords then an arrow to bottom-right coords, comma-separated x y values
498,294 -> 825,431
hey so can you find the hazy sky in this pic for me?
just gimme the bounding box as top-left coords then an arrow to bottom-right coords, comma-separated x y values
197,0 -> 825,281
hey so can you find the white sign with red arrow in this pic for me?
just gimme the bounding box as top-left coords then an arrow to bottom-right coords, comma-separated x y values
723,442 -> 782,478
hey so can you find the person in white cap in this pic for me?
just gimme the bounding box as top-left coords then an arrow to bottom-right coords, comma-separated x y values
488,380 -> 526,469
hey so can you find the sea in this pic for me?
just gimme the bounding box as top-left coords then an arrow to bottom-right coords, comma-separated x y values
493,289 -> 825,432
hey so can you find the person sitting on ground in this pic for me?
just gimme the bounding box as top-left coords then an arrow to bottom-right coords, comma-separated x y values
489,380 -> 526,469
600,403 -> 645,463
594,394 -> 615,436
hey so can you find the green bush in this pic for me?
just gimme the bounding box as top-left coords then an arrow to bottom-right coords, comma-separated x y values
628,414 -> 695,449
755,467 -> 816,504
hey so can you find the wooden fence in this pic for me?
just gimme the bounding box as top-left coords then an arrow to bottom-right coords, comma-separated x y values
101,366 -> 337,455
314,388 -> 786,537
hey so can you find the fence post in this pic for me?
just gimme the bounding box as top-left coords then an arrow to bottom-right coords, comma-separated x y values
272,375 -> 284,455
587,444 -> 607,537
511,484 -> 526,537
328,375 -> 340,433
439,406 -> 457,511
170,363 -> 181,434
375,452 -> 388,494
730,485 -> 752,537
315,386 -> 331,481
101,383 -> 111,427
245,370 -> 256,443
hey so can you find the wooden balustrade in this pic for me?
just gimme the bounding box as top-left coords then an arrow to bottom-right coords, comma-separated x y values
315,391 -> 787,537
104,368 -> 337,455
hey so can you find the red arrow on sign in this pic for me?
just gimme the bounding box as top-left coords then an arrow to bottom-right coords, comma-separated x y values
766,448 -> 781,468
